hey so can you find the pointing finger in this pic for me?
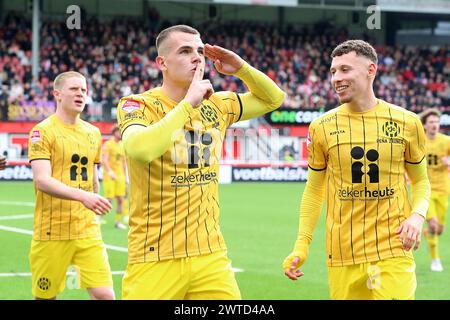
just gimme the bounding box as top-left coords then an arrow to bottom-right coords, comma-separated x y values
193,63 -> 203,81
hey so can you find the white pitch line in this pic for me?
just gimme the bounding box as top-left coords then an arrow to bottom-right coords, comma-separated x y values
104,244 -> 128,252
0,271 -> 125,277
0,201 -> 35,207
0,224 -> 245,273
0,225 -> 33,235
0,214 -> 34,221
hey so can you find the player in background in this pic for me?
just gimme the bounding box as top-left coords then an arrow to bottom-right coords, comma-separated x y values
117,25 -> 285,299
28,71 -> 114,300
419,108 -> 450,272
283,40 -> 430,300
101,125 -> 129,229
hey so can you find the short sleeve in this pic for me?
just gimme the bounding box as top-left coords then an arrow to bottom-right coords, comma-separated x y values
405,114 -> 426,164
307,120 -> 327,171
28,125 -> 52,162
116,96 -> 156,135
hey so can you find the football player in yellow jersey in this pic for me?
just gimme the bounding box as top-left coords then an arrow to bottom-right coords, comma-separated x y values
419,108 -> 450,272
0,155 -> 6,170
116,25 -> 285,300
283,40 -> 430,300
101,125 -> 129,229
28,71 -> 114,300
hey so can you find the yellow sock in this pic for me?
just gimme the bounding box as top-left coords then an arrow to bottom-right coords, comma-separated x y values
115,212 -> 122,223
426,233 -> 439,260
122,198 -> 129,217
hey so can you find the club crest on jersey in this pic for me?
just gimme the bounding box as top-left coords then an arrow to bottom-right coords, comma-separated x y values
382,121 -> 400,138
122,100 -> 141,113
200,104 -> 219,125
31,130 -> 41,144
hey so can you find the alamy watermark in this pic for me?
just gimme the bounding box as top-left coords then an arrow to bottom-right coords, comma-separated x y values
66,5 -> 81,30
366,5 -> 381,30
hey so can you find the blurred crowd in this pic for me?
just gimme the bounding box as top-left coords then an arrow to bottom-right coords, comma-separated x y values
0,10 -> 449,121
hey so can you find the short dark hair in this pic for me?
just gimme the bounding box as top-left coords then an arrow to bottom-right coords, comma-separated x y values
111,125 -> 120,134
331,40 -> 378,64
419,108 -> 441,125
156,25 -> 200,53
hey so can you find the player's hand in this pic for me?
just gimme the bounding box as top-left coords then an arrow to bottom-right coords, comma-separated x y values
0,156 -> 6,170
80,191 -> 112,215
108,170 -> 116,180
441,156 -> 448,167
283,255 -> 304,281
427,217 -> 439,234
204,44 -> 245,75
396,212 -> 425,251
184,63 -> 214,107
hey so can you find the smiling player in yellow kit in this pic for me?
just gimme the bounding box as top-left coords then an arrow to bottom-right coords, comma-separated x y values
283,40 -> 430,300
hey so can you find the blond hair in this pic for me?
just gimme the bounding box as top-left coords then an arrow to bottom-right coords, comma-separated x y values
53,71 -> 86,90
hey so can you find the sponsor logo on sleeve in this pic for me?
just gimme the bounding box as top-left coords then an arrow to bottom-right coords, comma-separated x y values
31,130 -> 41,144
121,100 -> 141,113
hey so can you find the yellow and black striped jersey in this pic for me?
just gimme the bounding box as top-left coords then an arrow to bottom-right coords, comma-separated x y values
307,99 -> 426,266
102,138 -> 125,181
117,87 -> 242,263
28,114 -> 102,240
425,132 -> 450,195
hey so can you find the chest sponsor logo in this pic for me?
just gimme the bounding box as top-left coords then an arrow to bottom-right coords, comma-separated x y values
170,170 -> 218,187
71,154 -> 88,181
338,146 -> 395,200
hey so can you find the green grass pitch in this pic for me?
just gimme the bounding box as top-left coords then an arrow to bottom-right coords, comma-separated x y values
0,181 -> 449,299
